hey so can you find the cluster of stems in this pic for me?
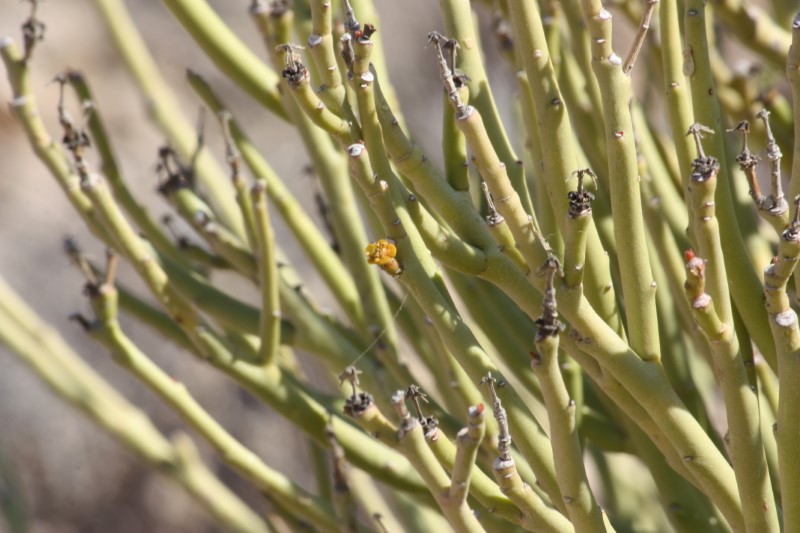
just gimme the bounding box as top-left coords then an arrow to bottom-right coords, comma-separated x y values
1,1 -> 800,532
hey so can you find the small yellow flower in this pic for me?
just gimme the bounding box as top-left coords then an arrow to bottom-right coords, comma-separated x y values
365,239 -> 402,276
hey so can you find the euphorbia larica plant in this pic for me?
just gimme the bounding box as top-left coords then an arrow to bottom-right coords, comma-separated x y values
1,0 -> 800,531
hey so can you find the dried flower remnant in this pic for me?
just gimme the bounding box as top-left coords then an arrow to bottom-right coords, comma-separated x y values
365,239 -> 402,276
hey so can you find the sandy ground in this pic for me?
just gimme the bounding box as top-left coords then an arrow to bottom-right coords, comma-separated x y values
0,1 -> 522,531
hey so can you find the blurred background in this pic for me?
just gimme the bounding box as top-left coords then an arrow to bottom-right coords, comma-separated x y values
0,1 -> 522,531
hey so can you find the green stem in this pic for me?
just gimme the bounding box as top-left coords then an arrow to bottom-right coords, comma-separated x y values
349,142 -> 564,510
348,398 -> 487,532
81,280 -> 336,531
438,0 -> 535,216
186,71 -> 365,333
424,415 -> 552,530
761,197 -> 800,531
90,0 -> 246,240
161,0 -> 285,119
533,330 -> 607,531
580,0 -> 660,362
251,182 -> 281,366
504,0 -> 623,337
684,252 -> 779,533
684,1 -> 777,368
0,277 -> 270,533
307,0 -> 347,110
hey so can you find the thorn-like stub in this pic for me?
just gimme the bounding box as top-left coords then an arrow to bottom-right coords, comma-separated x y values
729,120 -> 760,171
405,384 -> 429,422
79,172 -> 102,190
359,23 -> 378,41
692,293 -> 712,309
468,403 -> 484,417
307,33 -> 322,47
690,156 -> 720,183
773,309 -> 798,328
493,457 -> 515,472
10,95 -> 27,108
455,104 -> 475,121
347,143 -> 365,157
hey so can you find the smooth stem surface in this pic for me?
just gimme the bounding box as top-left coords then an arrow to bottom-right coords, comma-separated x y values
684,1 -> 777,368
659,0 -> 698,238
438,0 -> 534,216
307,0 -> 347,109
788,15 -> 800,295
533,334 -> 607,532
90,0 -> 246,240
504,0 -> 623,337
580,0 -> 660,361
161,0 -> 285,118
397,419 -> 486,532
762,203 -> 800,532
84,287 -> 336,531
684,254 -> 779,533
251,183 -> 281,366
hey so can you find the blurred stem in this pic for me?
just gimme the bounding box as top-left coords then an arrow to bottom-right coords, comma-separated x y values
90,0 -> 247,240
251,182 -> 281,366
66,71 -> 189,268
77,267 -> 337,531
710,0 -> 791,68
186,70 -> 365,334
0,39 -> 108,242
62,165 -> 424,494
0,276 -> 270,533
161,0 -> 286,118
